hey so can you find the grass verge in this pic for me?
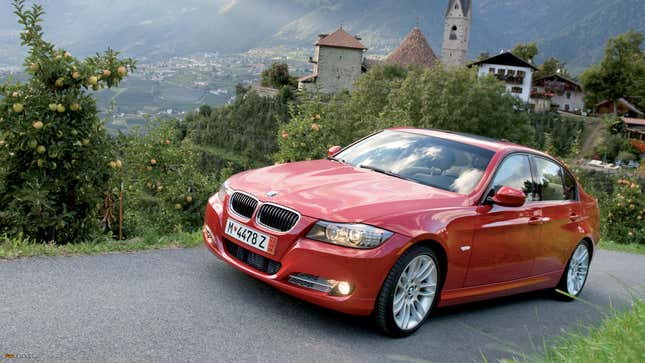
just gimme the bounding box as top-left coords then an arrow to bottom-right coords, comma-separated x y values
0,231 -> 203,259
599,240 -> 645,255
520,299 -> 644,363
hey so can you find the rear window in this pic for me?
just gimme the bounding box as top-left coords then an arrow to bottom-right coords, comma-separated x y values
334,130 -> 495,194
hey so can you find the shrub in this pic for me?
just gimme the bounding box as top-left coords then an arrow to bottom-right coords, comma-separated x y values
0,1 -> 135,243
605,178 -> 644,245
274,92 -> 354,162
261,63 -> 296,89
111,121 -> 220,237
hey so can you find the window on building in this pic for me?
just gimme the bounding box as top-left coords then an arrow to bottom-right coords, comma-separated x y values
488,68 -> 495,74
517,70 -> 526,78
449,25 -> 458,40
507,70 -> 516,76
566,92 -> 571,99
511,87 -> 523,94
497,69 -> 505,75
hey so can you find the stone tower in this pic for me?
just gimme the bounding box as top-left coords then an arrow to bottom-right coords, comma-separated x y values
441,0 -> 472,67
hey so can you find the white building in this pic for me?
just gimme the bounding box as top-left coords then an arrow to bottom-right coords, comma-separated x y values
298,27 -> 367,93
469,52 -> 538,103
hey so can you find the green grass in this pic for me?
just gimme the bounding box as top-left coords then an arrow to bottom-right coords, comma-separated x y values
599,240 -> 645,255
517,299 -> 645,363
0,231 -> 203,260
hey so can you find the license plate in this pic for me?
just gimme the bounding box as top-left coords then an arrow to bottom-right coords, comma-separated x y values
225,218 -> 277,255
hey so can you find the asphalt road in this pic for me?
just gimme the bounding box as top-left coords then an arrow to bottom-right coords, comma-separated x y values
1,247 -> 643,363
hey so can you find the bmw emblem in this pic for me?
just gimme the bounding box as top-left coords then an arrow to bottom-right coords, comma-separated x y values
266,191 -> 278,197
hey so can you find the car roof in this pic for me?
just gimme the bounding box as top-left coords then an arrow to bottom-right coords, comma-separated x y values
389,127 -> 542,155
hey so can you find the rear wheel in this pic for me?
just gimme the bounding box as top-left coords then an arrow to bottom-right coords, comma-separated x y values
374,245 -> 441,337
555,241 -> 591,301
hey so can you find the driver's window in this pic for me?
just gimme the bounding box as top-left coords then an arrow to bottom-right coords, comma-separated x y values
491,155 -> 535,201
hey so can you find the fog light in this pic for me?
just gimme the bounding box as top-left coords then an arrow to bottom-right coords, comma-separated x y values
336,281 -> 352,296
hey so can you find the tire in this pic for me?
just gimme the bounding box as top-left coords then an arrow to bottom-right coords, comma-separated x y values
554,240 -> 591,301
374,245 -> 441,337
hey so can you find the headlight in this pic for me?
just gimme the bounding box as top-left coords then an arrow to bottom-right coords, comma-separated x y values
306,221 -> 393,249
217,179 -> 232,201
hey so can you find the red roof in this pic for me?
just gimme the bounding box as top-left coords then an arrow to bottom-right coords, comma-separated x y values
385,27 -> 438,69
315,28 -> 367,50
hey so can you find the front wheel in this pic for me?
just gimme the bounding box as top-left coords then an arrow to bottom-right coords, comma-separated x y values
555,241 -> 591,300
374,245 -> 441,337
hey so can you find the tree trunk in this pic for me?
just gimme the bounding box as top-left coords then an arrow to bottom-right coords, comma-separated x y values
613,99 -> 618,115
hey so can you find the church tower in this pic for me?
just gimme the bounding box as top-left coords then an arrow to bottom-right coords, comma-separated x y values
441,0 -> 471,67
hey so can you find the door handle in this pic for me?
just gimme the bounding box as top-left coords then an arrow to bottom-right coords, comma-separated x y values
528,216 -> 544,225
528,216 -> 550,225
569,213 -> 579,222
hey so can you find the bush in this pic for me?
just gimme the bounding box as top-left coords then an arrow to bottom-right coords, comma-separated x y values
605,178 -> 645,245
111,121 -> 220,237
0,1 -> 135,243
261,63 -> 296,89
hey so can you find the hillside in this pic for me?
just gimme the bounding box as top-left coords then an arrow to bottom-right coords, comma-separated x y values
1,0 -> 643,73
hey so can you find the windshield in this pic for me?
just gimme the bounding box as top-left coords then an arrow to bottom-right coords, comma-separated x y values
334,130 -> 495,194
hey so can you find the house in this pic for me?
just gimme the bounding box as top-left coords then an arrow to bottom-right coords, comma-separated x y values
468,52 -> 538,103
531,74 -> 585,113
297,27 -> 367,93
596,98 -> 644,118
384,27 -> 438,69
622,117 -> 645,142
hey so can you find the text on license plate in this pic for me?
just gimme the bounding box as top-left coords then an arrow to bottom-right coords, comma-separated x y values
225,218 -> 277,255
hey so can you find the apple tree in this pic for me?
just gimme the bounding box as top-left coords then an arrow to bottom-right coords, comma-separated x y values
0,0 -> 135,243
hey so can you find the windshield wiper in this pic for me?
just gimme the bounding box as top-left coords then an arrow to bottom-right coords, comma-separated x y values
358,164 -> 417,183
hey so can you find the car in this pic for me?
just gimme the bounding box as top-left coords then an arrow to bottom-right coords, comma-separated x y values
202,128 -> 600,336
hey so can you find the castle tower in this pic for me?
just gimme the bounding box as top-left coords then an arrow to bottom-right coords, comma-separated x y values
441,0 -> 471,67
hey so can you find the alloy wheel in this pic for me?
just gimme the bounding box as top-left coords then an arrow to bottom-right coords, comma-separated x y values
392,254 -> 437,330
566,244 -> 590,296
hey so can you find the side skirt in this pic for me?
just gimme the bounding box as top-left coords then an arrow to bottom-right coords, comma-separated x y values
437,270 -> 562,307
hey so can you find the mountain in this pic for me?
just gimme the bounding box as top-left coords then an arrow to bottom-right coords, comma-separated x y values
1,0 -> 644,73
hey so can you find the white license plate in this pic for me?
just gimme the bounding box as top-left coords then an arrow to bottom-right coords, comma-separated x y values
225,218 -> 277,255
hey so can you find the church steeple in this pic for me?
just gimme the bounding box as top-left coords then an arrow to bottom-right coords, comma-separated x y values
441,0 -> 471,67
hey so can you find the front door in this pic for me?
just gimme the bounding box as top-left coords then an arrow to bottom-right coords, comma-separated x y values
465,154 -> 541,287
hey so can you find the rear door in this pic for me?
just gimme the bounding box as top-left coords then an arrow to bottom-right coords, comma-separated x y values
530,156 -> 583,274
465,154 -> 541,286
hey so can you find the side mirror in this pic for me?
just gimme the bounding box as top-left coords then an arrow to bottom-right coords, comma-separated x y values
327,145 -> 342,158
491,186 -> 526,207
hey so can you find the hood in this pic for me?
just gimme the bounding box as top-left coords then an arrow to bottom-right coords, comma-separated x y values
229,160 -> 469,222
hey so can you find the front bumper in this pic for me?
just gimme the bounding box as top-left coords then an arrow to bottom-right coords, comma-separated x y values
202,199 -> 408,316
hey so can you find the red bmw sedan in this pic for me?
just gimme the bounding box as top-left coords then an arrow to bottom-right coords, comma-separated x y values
203,128 -> 600,336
